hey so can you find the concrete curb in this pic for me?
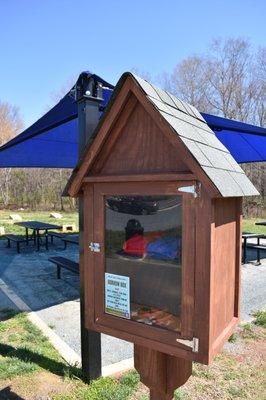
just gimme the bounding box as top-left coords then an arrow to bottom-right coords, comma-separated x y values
0,277 -> 134,376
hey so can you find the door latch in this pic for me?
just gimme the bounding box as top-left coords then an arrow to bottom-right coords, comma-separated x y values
89,242 -> 101,252
178,182 -> 201,198
176,337 -> 199,353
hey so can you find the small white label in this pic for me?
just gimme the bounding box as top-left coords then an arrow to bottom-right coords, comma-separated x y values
105,273 -> 130,319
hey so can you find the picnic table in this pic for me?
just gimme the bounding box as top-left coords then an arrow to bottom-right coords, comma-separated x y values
15,221 -> 62,251
242,232 -> 265,264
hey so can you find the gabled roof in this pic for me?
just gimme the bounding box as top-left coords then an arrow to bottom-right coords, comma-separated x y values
66,72 -> 259,197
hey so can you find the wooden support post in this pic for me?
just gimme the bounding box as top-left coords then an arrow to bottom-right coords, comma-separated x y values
134,345 -> 192,400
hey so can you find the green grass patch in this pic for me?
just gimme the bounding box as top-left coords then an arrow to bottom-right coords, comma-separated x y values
242,218 -> 266,234
0,209 -> 78,237
0,309 -> 80,380
228,333 -> 238,343
53,371 -> 139,400
253,310 -> 266,328
0,309 -> 265,399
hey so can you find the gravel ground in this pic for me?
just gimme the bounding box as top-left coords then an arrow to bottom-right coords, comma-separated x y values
0,237 -> 265,366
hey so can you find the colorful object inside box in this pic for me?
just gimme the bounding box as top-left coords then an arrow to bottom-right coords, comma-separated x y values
122,234 -> 181,260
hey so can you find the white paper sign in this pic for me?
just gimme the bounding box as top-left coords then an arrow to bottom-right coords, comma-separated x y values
105,273 -> 130,319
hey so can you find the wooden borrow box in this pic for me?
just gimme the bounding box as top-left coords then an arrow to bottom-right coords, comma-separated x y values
66,72 -> 258,366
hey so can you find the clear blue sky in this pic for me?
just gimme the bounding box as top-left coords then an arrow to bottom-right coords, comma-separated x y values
0,0 -> 265,129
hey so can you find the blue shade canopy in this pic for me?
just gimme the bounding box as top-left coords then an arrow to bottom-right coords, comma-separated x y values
0,72 -> 265,168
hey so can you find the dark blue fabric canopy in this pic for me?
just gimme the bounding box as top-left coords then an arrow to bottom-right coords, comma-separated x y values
0,72 -> 265,168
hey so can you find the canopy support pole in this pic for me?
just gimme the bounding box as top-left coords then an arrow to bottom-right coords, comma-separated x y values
78,81 -> 103,381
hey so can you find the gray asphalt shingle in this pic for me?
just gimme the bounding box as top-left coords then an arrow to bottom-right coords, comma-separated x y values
132,73 -> 259,197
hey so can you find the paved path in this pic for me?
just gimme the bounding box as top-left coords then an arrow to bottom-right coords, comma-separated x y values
0,238 -> 132,366
0,237 -> 265,366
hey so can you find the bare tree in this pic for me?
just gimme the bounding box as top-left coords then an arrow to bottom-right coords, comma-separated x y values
0,102 -> 23,206
159,38 -> 265,216
0,102 -> 23,145
160,38 -> 265,125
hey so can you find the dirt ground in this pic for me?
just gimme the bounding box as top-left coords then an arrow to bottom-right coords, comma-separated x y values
0,323 -> 265,400
131,324 -> 266,400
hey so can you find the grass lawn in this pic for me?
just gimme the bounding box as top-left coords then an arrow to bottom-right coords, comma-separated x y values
242,218 -> 266,234
0,210 -> 78,237
0,209 -> 265,237
0,309 -> 265,400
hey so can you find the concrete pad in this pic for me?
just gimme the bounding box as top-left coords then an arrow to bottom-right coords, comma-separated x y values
0,238 -> 264,369
0,287 -> 19,311
0,239 -> 133,367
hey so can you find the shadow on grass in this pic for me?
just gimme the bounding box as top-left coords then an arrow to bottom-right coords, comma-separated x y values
0,386 -> 26,400
0,308 -> 20,322
0,342 -> 81,379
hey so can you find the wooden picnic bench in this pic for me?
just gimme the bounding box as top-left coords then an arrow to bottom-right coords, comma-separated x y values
48,256 -> 79,279
5,234 -> 28,253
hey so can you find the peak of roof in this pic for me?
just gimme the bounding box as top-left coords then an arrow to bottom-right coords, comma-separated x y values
65,72 -> 259,198
125,72 -> 259,197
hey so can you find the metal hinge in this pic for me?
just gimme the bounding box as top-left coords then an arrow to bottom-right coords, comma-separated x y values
89,242 -> 101,252
178,182 -> 201,198
176,337 -> 199,353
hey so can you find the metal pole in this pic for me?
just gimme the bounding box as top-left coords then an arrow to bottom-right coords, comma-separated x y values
77,78 -> 103,381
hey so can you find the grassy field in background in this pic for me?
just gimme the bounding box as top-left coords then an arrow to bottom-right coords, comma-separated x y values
0,210 -> 265,237
0,210 -> 78,237
0,309 -> 265,399
242,218 -> 266,234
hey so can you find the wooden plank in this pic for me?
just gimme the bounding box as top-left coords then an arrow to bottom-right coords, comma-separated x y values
68,74 -> 220,198
94,101 -> 190,175
91,94 -> 138,173
181,194 -> 195,338
68,78 -> 134,196
234,198 -> 242,318
84,173 -> 195,183
209,317 -> 238,361
209,198 -> 238,361
88,181 -> 203,362
84,184 -> 95,325
194,185 -> 212,363
81,184 -> 101,380
134,345 -> 192,399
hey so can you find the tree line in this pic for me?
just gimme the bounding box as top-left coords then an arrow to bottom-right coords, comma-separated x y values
0,37 -> 265,216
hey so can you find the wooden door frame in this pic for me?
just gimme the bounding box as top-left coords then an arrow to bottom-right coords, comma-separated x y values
84,180 -> 197,357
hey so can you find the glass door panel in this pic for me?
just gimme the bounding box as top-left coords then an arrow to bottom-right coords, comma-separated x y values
104,195 -> 182,333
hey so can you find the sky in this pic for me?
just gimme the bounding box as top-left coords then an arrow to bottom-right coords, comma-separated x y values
0,0 -> 265,130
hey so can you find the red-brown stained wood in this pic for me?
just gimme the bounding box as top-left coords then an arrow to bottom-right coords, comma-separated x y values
193,185 -> 212,363
76,74 -> 244,373
90,181 -> 197,357
134,345 -> 192,400
68,75 -> 220,198
92,101 -> 190,175
208,197 -> 241,361
84,173 -> 196,182
234,198 -> 242,318
83,184 -> 95,324
181,194 -> 195,338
